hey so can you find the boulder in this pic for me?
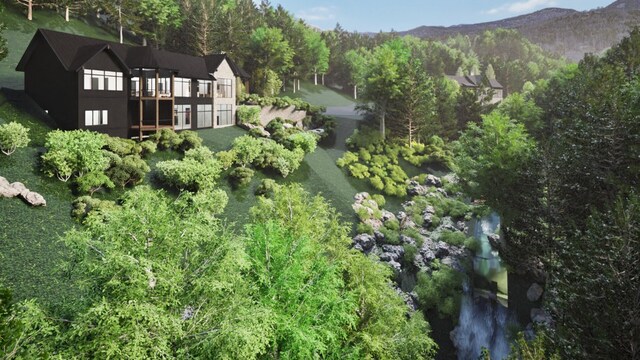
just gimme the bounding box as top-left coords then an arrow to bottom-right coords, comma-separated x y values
10,182 -> 29,196
423,205 -> 436,215
456,221 -> 468,233
425,174 -> 443,188
374,230 -> 385,244
400,234 -> 416,246
308,128 -> 325,136
381,210 -> 396,222
401,217 -> 416,230
381,244 -> 405,262
387,260 -> 402,272
22,191 -> 46,207
434,241 -> 451,259
527,283 -> 544,302
422,212 -> 433,228
436,188 -> 448,197
487,233 -> 501,249
401,201 -> 415,209
396,211 -> 407,221
352,234 -> 376,254
354,192 -> 370,204
408,180 -> 429,196
530,308 -> 553,326
0,177 -> 20,198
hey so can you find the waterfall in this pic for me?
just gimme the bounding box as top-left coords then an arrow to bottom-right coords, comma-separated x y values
453,213 -> 515,359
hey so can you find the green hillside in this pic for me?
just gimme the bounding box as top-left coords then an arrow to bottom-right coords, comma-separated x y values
0,5 -> 122,89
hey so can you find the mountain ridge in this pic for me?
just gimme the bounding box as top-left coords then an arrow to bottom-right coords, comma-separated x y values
399,0 -> 640,61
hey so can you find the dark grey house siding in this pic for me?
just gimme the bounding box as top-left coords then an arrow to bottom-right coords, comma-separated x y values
78,51 -> 129,138
23,38 -> 77,131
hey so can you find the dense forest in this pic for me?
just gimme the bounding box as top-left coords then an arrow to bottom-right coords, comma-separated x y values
0,0 -> 638,359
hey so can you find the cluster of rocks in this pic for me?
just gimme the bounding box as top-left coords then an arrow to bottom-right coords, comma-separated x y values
0,176 -> 46,206
238,122 -> 271,137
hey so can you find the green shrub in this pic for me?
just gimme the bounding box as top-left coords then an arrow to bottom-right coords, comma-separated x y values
359,148 -> 372,162
286,132 -> 318,153
156,150 -> 222,192
402,227 -> 424,247
0,122 -> 30,156
103,136 -> 140,157
249,127 -> 267,138
229,167 -> 255,187
380,226 -> 400,245
440,230 -> 468,247
357,222 -> 375,235
237,105 -> 261,125
233,135 -> 263,167
348,163 -> 370,179
255,178 -> 278,196
265,118 -> 285,134
139,140 -> 157,156
369,176 -> 385,190
42,130 -> 109,182
346,127 -> 384,149
151,128 -> 182,150
76,171 -> 115,195
403,244 -> 418,265
464,237 -> 480,252
177,130 -> 203,152
385,218 -> 400,231
215,150 -> 237,170
336,151 -> 359,168
106,154 -> 150,188
71,196 -> 117,223
415,266 -> 464,318
371,194 -> 386,207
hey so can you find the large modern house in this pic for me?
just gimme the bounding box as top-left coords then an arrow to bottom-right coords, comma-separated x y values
16,29 -> 249,139
447,74 -> 504,104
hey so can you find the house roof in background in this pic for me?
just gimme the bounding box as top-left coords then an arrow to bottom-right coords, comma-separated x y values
16,29 -> 247,80
204,54 -> 251,79
447,74 -> 503,89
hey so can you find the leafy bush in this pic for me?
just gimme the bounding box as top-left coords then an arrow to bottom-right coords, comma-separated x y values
379,226 -> 400,245
336,152 -> 359,168
215,150 -> 237,170
139,140 -> 157,156
385,218 -> 400,231
348,163 -> 370,179
42,130 -> 109,182
229,167 -> 254,187
150,128 -> 182,150
357,222 -> 374,235
255,178 -> 278,197
439,230 -> 468,247
265,118 -> 285,134
286,132 -> 318,154
71,196 -> 117,223
103,136 -> 140,157
249,127 -> 267,138
371,194 -> 386,207
346,127 -> 384,149
76,171 -> 115,195
156,148 -> 222,192
402,227 -> 424,247
369,176 -> 385,191
177,130 -> 203,152
105,154 -> 150,188
274,148 -> 304,178
415,265 -> 464,318
403,244 -> 418,265
233,135 -> 263,167
237,105 -> 261,125
0,122 -> 30,156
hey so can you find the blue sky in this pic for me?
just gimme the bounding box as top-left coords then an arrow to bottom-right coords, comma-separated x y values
267,0 -> 614,32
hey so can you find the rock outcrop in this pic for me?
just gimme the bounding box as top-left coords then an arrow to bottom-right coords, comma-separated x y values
0,176 -> 46,206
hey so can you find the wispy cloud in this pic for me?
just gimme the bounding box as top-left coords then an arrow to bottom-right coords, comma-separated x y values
295,6 -> 336,22
484,0 -> 558,15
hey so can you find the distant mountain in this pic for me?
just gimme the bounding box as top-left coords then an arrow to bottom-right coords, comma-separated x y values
400,0 -> 640,61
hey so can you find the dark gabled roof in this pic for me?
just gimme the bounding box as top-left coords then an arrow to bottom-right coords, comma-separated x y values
16,29 -> 214,79
203,53 -> 250,79
447,75 -> 476,87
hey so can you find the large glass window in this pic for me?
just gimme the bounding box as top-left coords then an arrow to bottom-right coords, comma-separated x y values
174,105 -> 191,130
197,80 -> 212,98
131,77 -> 140,97
197,104 -> 212,128
83,69 -> 123,91
175,78 -> 191,97
84,110 -> 108,126
158,78 -> 172,97
145,77 -> 156,97
216,78 -> 232,98
217,104 -> 233,126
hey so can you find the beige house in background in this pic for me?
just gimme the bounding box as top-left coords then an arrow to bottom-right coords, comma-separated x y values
447,74 -> 504,104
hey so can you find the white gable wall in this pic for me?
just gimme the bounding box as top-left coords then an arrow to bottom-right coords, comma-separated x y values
213,59 -> 237,128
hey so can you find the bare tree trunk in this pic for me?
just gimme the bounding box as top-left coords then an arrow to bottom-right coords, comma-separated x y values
292,79 -> 296,93
297,79 -> 300,91
314,72 -> 318,85
353,85 -> 357,100
28,0 -> 33,21
118,5 -> 123,43
322,74 -> 325,85
65,6 -> 69,21
381,110 -> 386,139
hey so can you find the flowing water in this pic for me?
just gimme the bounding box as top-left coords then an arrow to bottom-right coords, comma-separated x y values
453,213 -> 515,359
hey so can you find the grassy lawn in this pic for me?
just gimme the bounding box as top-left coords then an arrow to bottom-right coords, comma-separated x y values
0,5 -> 122,89
280,80 -> 356,107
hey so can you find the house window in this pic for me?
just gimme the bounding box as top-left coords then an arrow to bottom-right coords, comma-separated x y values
84,110 -> 108,126
158,78 -> 172,97
145,77 -> 156,97
175,78 -> 191,97
174,105 -> 191,130
217,104 -> 233,126
197,104 -> 212,128
83,69 -> 123,91
197,80 -> 212,98
216,78 -> 232,98
131,77 -> 140,97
